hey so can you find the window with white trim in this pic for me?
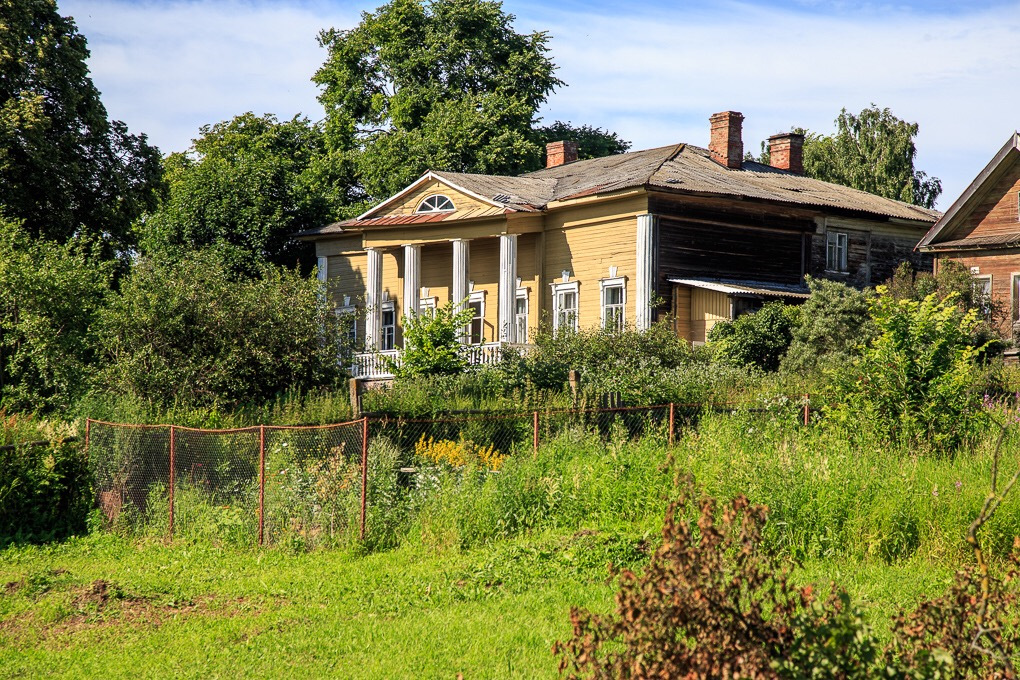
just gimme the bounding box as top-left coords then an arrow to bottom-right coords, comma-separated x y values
826,231 -> 848,272
415,194 -> 455,214
551,281 -> 579,335
381,302 -> 396,351
467,291 -> 485,344
336,306 -> 357,345
515,289 -> 529,343
974,274 -> 992,319
600,276 -> 626,332
418,296 -> 437,316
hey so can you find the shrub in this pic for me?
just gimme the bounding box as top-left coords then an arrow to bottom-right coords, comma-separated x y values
97,250 -> 346,408
391,301 -> 474,379
554,483 -> 877,679
781,276 -> 873,376
414,435 -> 506,470
0,218 -> 113,412
709,302 -> 801,372
827,287 -> 985,451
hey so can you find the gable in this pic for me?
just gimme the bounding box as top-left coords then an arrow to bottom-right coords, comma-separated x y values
948,155 -> 1020,242
385,179 -> 495,217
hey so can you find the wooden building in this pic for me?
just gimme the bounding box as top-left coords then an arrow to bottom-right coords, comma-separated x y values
298,111 -> 938,376
917,132 -> 1020,340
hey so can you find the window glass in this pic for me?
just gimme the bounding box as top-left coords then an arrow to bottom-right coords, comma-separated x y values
515,292 -> 528,343
381,307 -> 395,350
826,231 -> 848,272
415,194 -> 455,213
468,300 -> 484,344
603,284 -> 624,331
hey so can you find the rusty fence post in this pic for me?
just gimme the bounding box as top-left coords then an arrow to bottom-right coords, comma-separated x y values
168,425 -> 176,540
359,416 -> 369,541
533,411 -> 539,457
84,418 -> 91,460
258,425 -> 266,546
803,394 -> 810,426
668,403 -> 675,447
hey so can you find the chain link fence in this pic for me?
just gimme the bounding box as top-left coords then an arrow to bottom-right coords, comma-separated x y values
85,397 -> 813,547
86,419 -> 367,548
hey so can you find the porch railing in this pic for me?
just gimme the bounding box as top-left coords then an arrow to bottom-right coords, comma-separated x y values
351,342 -> 528,379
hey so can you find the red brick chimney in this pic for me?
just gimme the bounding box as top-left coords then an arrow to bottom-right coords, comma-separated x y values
768,132 -> 805,174
709,111 -> 744,169
546,140 -> 578,168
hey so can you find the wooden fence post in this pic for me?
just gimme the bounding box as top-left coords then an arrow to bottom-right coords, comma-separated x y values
803,394 -> 810,426
350,378 -> 362,418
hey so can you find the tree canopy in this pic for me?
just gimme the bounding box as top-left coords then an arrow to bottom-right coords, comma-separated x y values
313,0 -> 563,201
756,105 -> 941,209
138,113 -> 330,274
0,0 -> 163,256
531,121 -> 631,169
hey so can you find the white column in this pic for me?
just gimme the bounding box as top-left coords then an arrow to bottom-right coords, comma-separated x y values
452,238 -> 470,343
365,247 -> 383,350
402,244 -> 421,320
498,234 -> 518,343
635,214 -> 657,331
316,256 -> 328,283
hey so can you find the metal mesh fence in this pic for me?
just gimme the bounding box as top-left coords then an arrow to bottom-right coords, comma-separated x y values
86,419 -> 367,548
85,398 -> 815,547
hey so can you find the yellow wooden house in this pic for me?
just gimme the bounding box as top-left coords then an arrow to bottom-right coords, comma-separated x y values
298,111 -> 938,377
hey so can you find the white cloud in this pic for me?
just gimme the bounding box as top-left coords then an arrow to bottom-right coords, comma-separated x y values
64,0 -> 1020,208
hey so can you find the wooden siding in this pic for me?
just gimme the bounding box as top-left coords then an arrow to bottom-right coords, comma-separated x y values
673,285 -> 691,340
951,158 -> 1020,241
808,218 -> 931,287
542,197 -> 646,330
690,288 -> 730,343
935,250 -> 1020,338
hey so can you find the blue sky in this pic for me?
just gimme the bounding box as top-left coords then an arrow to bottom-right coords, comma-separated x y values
62,0 -> 1020,210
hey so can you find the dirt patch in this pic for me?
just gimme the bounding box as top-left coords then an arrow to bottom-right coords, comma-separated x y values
4,579 -> 24,595
72,580 -> 118,611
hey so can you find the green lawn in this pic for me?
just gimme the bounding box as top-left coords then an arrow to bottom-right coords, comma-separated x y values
0,529 -> 958,679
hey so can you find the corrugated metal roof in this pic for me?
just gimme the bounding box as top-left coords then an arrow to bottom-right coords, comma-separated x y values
924,232 -> 1020,251
670,278 -> 811,299
299,138 -> 940,237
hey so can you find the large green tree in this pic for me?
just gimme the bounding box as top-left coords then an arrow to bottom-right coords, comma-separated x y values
757,105 -> 941,209
313,0 -> 563,201
0,0 -> 163,255
531,121 -> 631,169
138,113 -> 330,274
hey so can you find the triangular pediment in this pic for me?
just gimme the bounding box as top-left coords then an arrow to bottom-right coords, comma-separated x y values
358,172 -> 508,221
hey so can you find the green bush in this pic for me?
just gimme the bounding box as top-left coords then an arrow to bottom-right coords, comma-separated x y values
827,287 -> 986,451
97,250 -> 347,408
709,302 -> 801,372
0,440 -> 91,546
391,301 -> 474,379
781,277 -> 873,377
0,218 -> 113,412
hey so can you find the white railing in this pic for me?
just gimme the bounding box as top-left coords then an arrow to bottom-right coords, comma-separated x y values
351,342 -> 529,379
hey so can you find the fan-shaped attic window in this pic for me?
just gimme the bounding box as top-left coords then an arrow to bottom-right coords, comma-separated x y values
416,194 -> 455,213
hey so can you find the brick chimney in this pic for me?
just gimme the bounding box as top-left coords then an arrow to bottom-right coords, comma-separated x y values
546,140 -> 578,168
709,111 -> 744,169
768,132 -> 805,174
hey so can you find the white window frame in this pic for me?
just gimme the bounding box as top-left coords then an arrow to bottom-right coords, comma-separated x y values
336,305 -> 357,345
418,296 -> 438,316
600,276 -> 627,332
551,281 -> 580,335
974,274 -> 992,319
415,194 -> 455,214
826,231 -> 848,272
380,301 -> 396,351
467,290 -> 486,344
515,288 -> 529,343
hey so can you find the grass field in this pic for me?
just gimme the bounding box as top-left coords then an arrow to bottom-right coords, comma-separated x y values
2,409 -> 1016,678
